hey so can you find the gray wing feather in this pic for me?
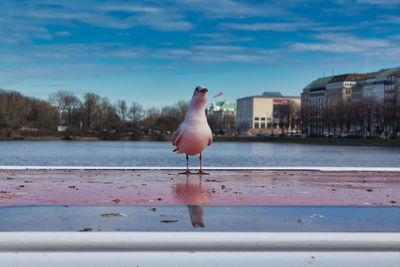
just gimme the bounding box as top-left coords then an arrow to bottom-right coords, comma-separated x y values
173,123 -> 184,146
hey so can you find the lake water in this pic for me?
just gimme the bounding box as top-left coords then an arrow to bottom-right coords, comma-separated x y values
0,140 -> 399,167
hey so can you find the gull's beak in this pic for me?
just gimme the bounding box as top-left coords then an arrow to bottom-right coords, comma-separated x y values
200,88 -> 208,93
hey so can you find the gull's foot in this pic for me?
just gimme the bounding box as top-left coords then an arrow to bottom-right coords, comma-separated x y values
179,170 -> 193,175
198,170 -> 209,175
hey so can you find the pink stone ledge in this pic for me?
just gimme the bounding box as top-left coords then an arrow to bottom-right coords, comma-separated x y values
0,168 -> 399,206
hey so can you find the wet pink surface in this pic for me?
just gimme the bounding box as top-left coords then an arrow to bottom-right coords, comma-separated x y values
0,169 -> 399,206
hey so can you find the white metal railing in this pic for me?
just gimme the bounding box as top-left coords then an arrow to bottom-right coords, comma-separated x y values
0,232 -> 399,252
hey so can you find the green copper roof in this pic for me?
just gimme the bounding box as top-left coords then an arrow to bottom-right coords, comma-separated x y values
375,67 -> 400,78
303,66 -> 400,91
215,101 -> 236,110
304,76 -> 333,90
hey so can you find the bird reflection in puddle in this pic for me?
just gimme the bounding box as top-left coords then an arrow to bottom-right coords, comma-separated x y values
174,174 -> 211,228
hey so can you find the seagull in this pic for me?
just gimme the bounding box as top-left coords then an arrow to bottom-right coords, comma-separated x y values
173,85 -> 213,174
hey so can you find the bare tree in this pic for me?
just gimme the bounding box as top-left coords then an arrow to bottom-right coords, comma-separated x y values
115,100 -> 128,123
289,101 -> 301,133
0,90 -> 26,133
28,99 -> 58,130
128,101 -> 144,125
83,93 -> 100,130
49,91 -> 80,125
206,114 -> 221,134
300,103 -> 311,135
351,101 -> 364,136
176,100 -> 189,123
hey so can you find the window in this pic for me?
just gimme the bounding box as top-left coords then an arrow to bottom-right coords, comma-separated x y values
261,123 -> 265,128
254,117 -> 259,120
254,123 -> 259,128
261,117 -> 265,120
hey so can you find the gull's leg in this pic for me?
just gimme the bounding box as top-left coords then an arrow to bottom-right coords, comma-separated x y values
198,152 -> 209,175
180,154 -> 191,174
186,154 -> 189,173
200,152 -> 202,172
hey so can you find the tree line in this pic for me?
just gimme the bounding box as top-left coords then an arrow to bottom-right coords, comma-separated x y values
302,96 -> 400,138
6,88 -> 396,140
0,89 -> 189,140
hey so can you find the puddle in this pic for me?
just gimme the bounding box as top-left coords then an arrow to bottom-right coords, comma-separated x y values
0,205 -> 399,232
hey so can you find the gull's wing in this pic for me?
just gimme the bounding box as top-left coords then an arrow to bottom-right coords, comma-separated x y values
207,127 -> 213,146
173,123 -> 184,146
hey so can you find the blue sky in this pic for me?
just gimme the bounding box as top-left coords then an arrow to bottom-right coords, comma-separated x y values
1,0 -> 400,108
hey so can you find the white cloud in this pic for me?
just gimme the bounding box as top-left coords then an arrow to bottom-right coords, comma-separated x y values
379,15 -> 400,24
0,43 -> 144,63
153,49 -> 192,59
0,54 -> 26,64
108,49 -> 139,59
219,22 -> 316,32
149,44 -> 285,63
315,33 -> 391,47
220,22 -> 366,33
0,0 -> 398,84
192,33 -> 255,43
191,45 -> 245,52
54,31 -> 71,37
357,0 -> 400,4
0,16 -> 52,43
289,33 -> 394,54
100,5 -> 161,13
0,63 -> 134,85
134,12 -> 194,31
176,0 -> 284,18
0,0 -> 195,36
312,25 -> 362,31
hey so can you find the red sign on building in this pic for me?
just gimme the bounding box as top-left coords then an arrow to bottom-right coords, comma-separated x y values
273,99 -> 289,105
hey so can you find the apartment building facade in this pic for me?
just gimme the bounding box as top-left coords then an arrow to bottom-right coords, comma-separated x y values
301,67 -> 400,136
237,92 -> 300,135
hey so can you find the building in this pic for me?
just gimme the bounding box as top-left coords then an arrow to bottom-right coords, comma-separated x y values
206,101 -> 236,133
385,70 -> 400,104
301,66 -> 400,137
301,74 -> 367,135
208,101 -> 236,116
326,74 -> 364,104
301,77 -> 332,135
236,92 -> 300,135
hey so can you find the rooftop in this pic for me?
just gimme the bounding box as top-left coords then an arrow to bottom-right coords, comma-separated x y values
213,101 -> 236,110
238,92 -> 300,100
304,76 -> 334,90
375,67 -> 400,78
303,66 -> 400,90
261,92 -> 283,97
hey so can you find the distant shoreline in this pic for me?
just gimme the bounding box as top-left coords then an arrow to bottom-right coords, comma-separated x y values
1,135 -> 400,147
212,136 -> 400,147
